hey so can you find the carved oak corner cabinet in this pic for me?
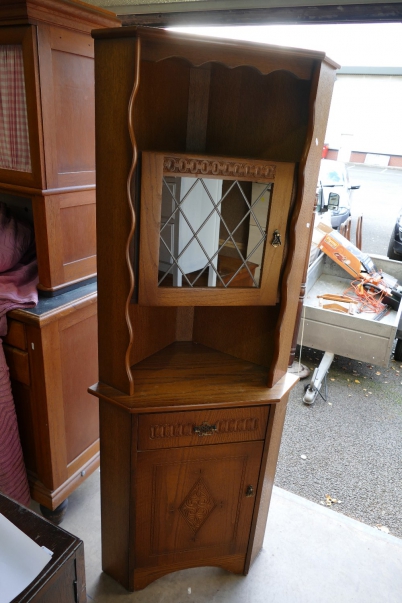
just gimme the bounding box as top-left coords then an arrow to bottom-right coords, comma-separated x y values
89,26 -> 338,591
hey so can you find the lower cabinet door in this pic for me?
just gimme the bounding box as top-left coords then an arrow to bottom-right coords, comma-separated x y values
135,440 -> 263,570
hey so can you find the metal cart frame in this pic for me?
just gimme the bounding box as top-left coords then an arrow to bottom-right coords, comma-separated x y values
297,253 -> 402,404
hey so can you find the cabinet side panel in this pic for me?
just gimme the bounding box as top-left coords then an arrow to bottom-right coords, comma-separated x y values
134,58 -> 190,152
60,190 -> 96,265
129,305 -> 177,366
268,61 -> 337,386
38,24 -> 96,189
32,194 -> 65,289
207,66 -> 311,162
193,306 -> 279,368
26,322 -> 68,490
99,400 -> 133,589
95,37 -> 138,393
58,310 -> 98,464
245,394 -> 289,569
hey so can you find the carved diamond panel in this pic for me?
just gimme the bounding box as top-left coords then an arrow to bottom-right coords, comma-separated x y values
179,478 -> 216,534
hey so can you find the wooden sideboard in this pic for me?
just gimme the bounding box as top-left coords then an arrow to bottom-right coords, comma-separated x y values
4,282 -> 99,523
0,0 -> 119,522
90,26 -> 338,590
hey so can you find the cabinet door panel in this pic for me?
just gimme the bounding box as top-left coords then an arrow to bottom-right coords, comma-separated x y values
136,441 -> 263,568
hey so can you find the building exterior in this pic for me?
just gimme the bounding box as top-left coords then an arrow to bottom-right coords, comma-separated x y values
324,67 -> 402,167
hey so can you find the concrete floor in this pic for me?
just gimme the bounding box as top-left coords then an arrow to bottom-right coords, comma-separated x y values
276,348 -> 402,539
38,469 -> 402,603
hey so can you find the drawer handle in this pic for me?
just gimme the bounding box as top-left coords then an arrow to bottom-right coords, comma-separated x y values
246,485 -> 255,497
193,422 -> 217,437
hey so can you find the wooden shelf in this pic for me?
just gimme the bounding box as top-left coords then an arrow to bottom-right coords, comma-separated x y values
90,342 -> 298,412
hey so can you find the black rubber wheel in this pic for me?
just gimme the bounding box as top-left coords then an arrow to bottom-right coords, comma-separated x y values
304,383 -> 311,393
394,339 -> 402,362
387,231 -> 402,261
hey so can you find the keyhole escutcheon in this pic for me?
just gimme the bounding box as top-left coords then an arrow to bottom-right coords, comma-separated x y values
271,230 -> 282,248
246,485 -> 255,497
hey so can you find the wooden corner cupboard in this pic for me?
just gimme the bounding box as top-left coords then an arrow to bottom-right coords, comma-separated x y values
89,26 -> 338,591
0,0 -> 120,294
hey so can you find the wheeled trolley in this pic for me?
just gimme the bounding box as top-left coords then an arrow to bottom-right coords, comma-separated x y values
298,253 -> 402,404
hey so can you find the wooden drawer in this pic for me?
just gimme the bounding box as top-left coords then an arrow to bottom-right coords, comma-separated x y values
3,344 -> 30,386
4,319 -> 26,351
138,406 -> 269,450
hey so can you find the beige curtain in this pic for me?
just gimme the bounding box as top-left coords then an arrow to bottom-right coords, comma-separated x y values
0,45 -> 31,172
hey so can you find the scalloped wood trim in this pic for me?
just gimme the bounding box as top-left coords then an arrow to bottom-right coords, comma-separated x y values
92,26 -> 335,80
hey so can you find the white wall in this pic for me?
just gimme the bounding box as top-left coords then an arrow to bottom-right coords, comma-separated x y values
325,74 -> 402,157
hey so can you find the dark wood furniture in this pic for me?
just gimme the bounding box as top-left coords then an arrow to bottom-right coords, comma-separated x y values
0,0 -> 119,522
0,0 -> 120,294
4,283 -> 99,523
90,27 -> 338,591
0,492 -> 86,602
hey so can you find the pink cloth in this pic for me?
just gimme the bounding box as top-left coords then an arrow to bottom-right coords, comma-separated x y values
0,204 -> 38,506
0,248 -> 38,335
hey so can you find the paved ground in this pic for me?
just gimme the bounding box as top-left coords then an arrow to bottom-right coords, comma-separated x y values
276,347 -> 402,539
275,163 -> 402,539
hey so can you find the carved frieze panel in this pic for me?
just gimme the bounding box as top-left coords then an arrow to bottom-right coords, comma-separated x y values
149,417 -> 260,440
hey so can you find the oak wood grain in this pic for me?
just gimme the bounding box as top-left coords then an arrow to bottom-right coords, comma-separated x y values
3,318 -> 27,350
0,3 -> 119,291
138,152 -> 295,307
3,345 -> 30,386
137,405 -> 269,450
37,23 -> 96,190
27,449 -> 99,510
193,305 -> 279,368
93,26 -> 338,75
135,441 -> 263,571
246,392 -> 289,568
90,343 -> 298,413
133,554 -> 246,591
7,294 -> 99,511
186,65 -> 211,153
92,27 -> 337,591
95,35 -> 138,394
268,61 -> 337,386
99,400 -> 134,589
0,0 -> 120,31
